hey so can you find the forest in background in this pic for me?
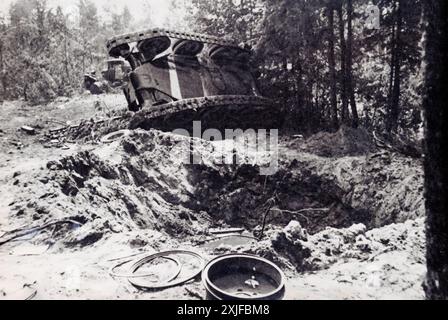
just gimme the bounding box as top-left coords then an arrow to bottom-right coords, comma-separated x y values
0,0 -> 424,139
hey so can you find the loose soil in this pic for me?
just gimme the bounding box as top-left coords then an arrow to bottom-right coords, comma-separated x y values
0,94 -> 425,300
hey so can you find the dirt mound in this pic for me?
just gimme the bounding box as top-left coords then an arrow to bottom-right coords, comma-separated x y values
266,218 -> 425,272
5,128 -> 424,250
195,217 -> 425,299
7,130 -> 216,247
288,126 -> 378,157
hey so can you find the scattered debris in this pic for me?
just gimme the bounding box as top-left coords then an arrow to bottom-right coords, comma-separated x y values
100,130 -> 131,144
209,228 -> 245,235
20,126 -> 36,135
201,234 -> 257,253
283,220 -> 308,241
110,250 -> 204,291
267,218 -> 425,273
25,289 -> 37,300
0,282 -> 38,300
184,287 -> 204,300
0,219 -> 83,246
9,140 -> 24,149
110,256 -> 181,280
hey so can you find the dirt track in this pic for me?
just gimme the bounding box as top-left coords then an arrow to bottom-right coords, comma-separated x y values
0,94 -> 426,300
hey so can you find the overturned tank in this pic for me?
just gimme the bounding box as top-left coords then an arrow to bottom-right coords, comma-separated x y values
106,28 -> 283,133
49,29 -> 283,141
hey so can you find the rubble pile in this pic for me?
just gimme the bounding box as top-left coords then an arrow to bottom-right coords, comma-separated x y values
265,218 -> 425,272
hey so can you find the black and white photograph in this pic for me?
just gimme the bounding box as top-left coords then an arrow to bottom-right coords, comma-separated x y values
0,0 -> 447,302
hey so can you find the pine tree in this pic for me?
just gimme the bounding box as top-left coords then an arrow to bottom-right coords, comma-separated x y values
423,0 -> 448,300
327,3 -> 339,129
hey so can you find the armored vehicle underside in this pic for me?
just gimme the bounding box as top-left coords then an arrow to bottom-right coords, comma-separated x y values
108,29 -> 283,133
50,29 -> 283,141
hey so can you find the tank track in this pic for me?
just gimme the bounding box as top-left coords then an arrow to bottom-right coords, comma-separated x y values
130,95 -> 281,133
106,28 -> 248,57
48,95 -> 282,142
142,95 -> 272,119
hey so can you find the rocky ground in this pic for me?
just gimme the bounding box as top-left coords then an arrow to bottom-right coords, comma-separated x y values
0,94 -> 426,300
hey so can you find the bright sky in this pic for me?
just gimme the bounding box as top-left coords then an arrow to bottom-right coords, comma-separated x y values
0,0 -> 185,27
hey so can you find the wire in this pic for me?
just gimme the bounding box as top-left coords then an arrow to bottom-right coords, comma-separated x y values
109,256 -> 181,281
109,250 -> 204,291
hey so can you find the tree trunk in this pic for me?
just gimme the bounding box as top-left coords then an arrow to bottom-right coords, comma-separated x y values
23,84 -> 27,102
423,0 -> 448,300
388,14 -> 396,116
346,0 -> 359,127
388,0 -> 403,133
64,26 -> 70,85
295,59 -> 313,131
0,41 -> 4,101
327,6 -> 339,130
337,3 -> 349,124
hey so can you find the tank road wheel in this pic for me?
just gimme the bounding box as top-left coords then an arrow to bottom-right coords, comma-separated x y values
172,40 -> 204,56
109,43 -> 130,58
137,36 -> 171,62
209,45 -> 251,65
